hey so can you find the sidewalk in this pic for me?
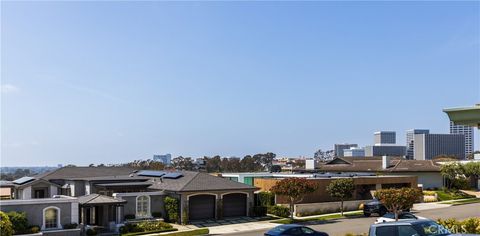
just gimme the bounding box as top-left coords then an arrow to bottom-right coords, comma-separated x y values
208,221 -> 280,234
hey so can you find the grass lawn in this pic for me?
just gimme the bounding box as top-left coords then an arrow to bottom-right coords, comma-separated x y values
149,228 -> 209,236
271,211 -> 363,224
439,198 -> 480,205
435,190 -> 476,201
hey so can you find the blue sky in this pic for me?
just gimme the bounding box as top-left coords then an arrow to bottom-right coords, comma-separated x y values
1,1 -> 479,166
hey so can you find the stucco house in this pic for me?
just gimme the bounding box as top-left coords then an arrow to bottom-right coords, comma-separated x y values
317,156 -> 443,189
0,166 -> 257,232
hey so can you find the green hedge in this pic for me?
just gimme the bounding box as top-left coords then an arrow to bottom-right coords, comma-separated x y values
267,205 -> 290,218
121,228 -> 177,236
120,221 -> 174,235
154,228 -> 209,236
437,217 -> 480,234
165,196 -> 179,223
253,206 -> 267,217
257,192 -> 275,207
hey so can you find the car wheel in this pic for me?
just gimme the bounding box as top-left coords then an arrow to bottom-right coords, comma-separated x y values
364,212 -> 371,217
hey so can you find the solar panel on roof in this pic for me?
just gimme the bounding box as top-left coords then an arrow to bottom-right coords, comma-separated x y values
12,177 -> 35,185
137,170 -> 166,177
163,172 -> 183,179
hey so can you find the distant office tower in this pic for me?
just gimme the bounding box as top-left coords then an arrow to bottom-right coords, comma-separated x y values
450,121 -> 474,156
374,131 -> 396,144
153,154 -> 172,165
413,134 -> 465,160
406,129 -> 430,160
364,145 -> 406,156
334,144 -> 358,157
343,147 -> 365,157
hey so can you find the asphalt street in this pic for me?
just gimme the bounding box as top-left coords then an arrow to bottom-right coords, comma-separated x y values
223,203 -> 480,236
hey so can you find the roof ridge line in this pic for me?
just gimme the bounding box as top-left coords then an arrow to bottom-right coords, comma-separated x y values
179,172 -> 200,191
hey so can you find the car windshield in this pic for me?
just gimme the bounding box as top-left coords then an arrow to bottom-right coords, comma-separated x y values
382,213 -> 395,219
413,221 -> 451,236
268,225 -> 289,234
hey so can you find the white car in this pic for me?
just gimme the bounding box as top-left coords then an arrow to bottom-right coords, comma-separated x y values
374,212 -> 427,224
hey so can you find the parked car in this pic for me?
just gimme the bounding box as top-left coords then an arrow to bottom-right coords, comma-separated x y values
265,224 -> 329,236
363,198 -> 410,217
375,212 -> 427,224
369,219 -> 459,236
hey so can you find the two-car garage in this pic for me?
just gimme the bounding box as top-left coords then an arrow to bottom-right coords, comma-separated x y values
188,193 -> 247,221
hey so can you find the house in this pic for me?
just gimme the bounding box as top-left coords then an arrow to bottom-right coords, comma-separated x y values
1,166 -> 257,230
318,156 -> 443,189
0,195 -> 80,234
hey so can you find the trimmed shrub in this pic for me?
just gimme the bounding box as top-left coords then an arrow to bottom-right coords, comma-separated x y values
253,206 -> 267,217
0,211 -> 14,236
29,226 -> 40,233
120,221 -> 174,235
6,211 -> 28,234
437,217 -> 480,234
164,196 -> 179,223
86,228 -> 97,235
267,205 -> 290,218
257,192 -> 275,207
63,223 -> 78,229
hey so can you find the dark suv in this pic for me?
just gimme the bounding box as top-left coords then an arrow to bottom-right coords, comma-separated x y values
363,199 -> 411,217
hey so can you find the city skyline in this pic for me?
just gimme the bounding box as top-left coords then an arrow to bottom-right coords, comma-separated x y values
2,1 -> 479,166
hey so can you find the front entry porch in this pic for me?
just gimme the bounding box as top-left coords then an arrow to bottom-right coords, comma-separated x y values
79,194 -> 126,230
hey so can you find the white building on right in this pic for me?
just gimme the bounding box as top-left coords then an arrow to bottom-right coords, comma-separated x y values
450,121 -> 474,156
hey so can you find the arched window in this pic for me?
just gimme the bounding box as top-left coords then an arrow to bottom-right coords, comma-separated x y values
43,206 -> 60,230
136,195 -> 150,218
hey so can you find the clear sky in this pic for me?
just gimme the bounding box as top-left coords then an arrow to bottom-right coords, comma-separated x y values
1,1 -> 479,166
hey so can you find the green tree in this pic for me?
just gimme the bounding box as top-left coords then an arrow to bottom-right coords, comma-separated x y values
172,156 -> 195,171
463,162 -> 480,189
440,163 -> 464,189
326,179 -> 355,216
270,178 -> 318,219
0,211 -> 13,236
6,212 -> 28,234
375,188 -> 422,221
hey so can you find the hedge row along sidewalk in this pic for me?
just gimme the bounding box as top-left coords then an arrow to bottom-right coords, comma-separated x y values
147,228 -> 209,236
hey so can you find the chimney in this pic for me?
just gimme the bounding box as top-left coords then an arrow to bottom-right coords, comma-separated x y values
382,155 -> 390,169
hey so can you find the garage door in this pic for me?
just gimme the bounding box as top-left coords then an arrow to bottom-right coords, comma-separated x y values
223,193 -> 247,217
189,195 -> 215,220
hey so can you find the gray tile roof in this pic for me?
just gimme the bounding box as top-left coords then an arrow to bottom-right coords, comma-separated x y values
36,167 -> 137,180
149,171 -> 257,192
78,194 -> 126,205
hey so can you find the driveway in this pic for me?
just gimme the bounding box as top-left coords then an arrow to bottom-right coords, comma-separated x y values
223,203 -> 480,236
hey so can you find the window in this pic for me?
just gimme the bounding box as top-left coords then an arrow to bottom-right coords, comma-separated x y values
398,226 -> 420,236
136,195 -> 150,218
301,227 -> 316,234
43,207 -> 60,229
375,226 -> 395,236
286,227 -> 303,235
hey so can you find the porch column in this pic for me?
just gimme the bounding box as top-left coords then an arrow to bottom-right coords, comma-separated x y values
116,206 -> 122,224
216,194 -> 223,220
81,207 -> 86,224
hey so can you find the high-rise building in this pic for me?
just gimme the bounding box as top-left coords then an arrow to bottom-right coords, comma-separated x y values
413,133 -> 465,160
153,154 -> 172,165
374,131 -> 396,144
343,147 -> 365,157
450,121 -> 474,156
406,129 -> 430,160
334,144 -> 358,157
364,145 -> 406,156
